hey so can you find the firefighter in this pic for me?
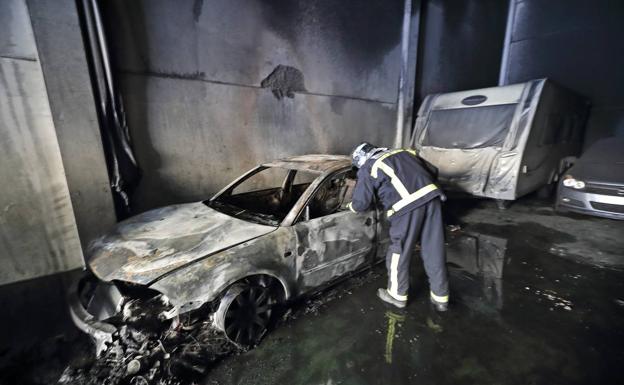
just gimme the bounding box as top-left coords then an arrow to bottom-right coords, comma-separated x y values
347,142 -> 449,311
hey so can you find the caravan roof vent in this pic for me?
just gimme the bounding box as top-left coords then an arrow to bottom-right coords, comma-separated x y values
461,95 -> 487,106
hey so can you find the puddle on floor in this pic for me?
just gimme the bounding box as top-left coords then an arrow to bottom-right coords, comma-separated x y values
205,224 -> 624,385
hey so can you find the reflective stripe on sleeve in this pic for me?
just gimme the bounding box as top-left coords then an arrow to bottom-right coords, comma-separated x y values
347,202 -> 357,213
430,291 -> 449,303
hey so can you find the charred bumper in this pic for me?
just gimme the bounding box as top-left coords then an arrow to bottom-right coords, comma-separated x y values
69,273 -> 181,356
68,274 -> 121,355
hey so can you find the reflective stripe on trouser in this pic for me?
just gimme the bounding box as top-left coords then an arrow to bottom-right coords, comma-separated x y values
430,291 -> 449,303
385,198 -> 449,301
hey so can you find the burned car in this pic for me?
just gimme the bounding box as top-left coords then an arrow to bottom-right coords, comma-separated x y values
70,155 -> 389,352
556,137 -> 624,220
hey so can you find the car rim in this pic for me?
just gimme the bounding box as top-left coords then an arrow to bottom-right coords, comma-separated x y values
222,284 -> 276,346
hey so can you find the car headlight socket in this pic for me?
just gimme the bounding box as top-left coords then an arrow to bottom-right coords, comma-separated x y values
562,175 -> 585,189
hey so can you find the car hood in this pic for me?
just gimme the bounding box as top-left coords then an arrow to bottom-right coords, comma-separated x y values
568,162 -> 624,185
87,202 -> 276,285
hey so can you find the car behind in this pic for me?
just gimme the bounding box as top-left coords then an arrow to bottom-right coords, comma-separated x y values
556,137 -> 624,220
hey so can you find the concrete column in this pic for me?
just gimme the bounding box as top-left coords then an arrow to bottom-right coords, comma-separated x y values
26,0 -> 117,249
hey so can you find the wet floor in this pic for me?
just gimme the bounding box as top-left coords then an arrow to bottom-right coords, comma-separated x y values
205,198 -> 624,385
2,198 -> 623,385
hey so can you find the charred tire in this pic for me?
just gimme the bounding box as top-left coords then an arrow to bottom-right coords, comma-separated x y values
214,276 -> 282,347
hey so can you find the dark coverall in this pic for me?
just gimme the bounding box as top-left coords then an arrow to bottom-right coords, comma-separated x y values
348,149 -> 449,303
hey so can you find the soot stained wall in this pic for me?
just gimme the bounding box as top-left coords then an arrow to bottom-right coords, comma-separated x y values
26,0 -> 117,247
103,0 -> 406,211
0,0 -> 83,284
502,0 -> 624,147
415,0 -> 508,103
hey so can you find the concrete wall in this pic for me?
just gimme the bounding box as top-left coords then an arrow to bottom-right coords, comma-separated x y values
501,0 -> 624,148
103,0 -> 408,211
27,0 -> 118,247
0,0 -> 84,284
415,0 -> 508,103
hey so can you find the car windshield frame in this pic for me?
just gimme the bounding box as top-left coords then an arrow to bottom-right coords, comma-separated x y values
206,165 -> 328,226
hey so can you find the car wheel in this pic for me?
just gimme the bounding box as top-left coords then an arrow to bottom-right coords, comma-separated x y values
214,278 -> 280,347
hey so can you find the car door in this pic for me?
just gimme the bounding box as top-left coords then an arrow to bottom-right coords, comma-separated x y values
293,172 -> 377,291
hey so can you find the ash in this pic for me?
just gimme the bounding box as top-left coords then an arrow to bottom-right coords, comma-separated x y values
59,302 -> 241,385
59,268 -> 382,384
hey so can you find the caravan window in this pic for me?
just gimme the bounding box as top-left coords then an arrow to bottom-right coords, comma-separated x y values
423,104 -> 516,149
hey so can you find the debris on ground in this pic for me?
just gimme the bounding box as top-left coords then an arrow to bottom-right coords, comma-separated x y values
447,224 -> 461,232
288,269 -> 383,318
59,297 -> 242,385
4,267 -> 384,385
531,288 -> 574,311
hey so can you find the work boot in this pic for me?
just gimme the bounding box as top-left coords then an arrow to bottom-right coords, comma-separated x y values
430,296 -> 448,312
377,288 -> 407,309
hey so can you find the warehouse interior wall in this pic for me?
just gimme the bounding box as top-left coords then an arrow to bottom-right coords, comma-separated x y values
2,0 -> 621,286
101,0 -> 410,212
0,0 -> 84,285
0,0 -> 89,359
414,0 -> 508,104
26,0 -> 118,248
500,0 -> 624,148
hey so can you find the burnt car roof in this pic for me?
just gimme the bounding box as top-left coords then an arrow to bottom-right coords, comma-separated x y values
263,154 -> 351,174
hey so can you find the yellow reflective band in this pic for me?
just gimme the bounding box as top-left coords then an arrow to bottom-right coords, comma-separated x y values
389,253 -> 407,300
392,184 -> 438,212
430,291 -> 449,303
347,202 -> 357,213
376,162 -> 411,197
370,149 -> 416,178
387,289 -> 407,301
387,209 -> 395,217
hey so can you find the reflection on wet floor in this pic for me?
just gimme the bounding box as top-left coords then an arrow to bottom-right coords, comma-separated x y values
205,202 -> 624,385
384,311 -> 405,364
446,230 -> 507,311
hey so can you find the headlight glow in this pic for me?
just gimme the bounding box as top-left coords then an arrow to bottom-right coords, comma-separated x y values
562,175 -> 585,189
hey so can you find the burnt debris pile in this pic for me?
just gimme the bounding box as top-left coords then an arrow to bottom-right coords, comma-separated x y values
59,300 -> 242,385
